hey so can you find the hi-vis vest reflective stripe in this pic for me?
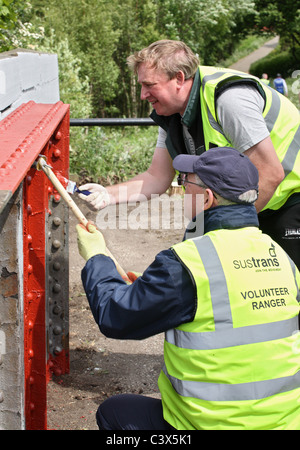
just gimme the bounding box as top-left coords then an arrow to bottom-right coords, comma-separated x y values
198,66 -> 300,211
158,227 -> 300,430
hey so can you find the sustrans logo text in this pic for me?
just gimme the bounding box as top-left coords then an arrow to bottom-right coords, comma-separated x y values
233,243 -> 279,270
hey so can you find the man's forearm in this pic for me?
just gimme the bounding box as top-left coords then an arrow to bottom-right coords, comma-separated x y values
106,147 -> 175,205
105,171 -> 168,205
245,137 -> 285,213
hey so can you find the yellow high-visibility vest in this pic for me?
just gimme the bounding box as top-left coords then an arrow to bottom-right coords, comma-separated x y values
197,66 -> 300,211
159,226 -> 300,430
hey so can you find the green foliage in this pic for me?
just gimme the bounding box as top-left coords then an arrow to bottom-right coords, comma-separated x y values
156,0 -> 257,65
0,0 -> 23,49
69,126 -> 157,184
36,0 -> 122,116
8,0 -> 259,117
2,0 -> 299,181
250,49 -> 295,79
0,0 -> 16,29
254,0 -> 300,52
39,31 -> 93,119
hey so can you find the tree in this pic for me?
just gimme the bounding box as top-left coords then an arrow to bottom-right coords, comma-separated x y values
254,0 -> 300,58
156,0 -> 257,65
3,0 -> 261,117
30,0 -> 121,116
109,0 -> 163,117
0,0 -> 28,50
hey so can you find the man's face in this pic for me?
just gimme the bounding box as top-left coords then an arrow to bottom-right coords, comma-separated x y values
137,63 -> 186,116
183,173 -> 206,220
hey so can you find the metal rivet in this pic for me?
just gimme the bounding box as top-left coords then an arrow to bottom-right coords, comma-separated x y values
53,283 -> 61,293
52,239 -> 61,249
53,326 -> 62,335
53,305 -> 62,315
53,262 -> 61,271
53,216 -> 61,226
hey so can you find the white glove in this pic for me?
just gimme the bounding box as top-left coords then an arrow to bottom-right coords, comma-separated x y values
78,183 -> 111,211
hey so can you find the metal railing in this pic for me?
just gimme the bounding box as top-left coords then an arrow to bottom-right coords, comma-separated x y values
70,118 -> 157,127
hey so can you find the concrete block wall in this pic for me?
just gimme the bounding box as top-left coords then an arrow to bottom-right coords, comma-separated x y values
0,48 -> 60,119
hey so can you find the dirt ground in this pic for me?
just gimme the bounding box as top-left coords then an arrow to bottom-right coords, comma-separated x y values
47,194 -> 186,430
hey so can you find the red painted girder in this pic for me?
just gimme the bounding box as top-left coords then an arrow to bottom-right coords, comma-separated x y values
0,101 -> 69,194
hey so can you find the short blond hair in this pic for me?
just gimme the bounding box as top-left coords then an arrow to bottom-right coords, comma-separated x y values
127,40 -> 199,80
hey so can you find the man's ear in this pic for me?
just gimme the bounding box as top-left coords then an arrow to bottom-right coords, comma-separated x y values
203,189 -> 215,210
176,70 -> 185,87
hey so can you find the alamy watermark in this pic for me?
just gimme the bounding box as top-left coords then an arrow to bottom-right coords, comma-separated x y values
291,70 -> 300,95
95,189 -> 205,235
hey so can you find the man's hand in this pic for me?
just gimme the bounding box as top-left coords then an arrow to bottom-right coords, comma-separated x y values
78,183 -> 110,210
76,222 -> 107,261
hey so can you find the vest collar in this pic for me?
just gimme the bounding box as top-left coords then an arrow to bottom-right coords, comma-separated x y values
204,204 -> 259,233
184,204 -> 259,240
181,68 -> 201,127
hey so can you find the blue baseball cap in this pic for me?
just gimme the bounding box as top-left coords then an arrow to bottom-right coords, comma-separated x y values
173,147 -> 259,204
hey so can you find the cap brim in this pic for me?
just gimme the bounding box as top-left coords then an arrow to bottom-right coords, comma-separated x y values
173,154 -> 200,173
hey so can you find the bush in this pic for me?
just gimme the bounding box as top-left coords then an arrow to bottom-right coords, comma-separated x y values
250,48 -> 299,79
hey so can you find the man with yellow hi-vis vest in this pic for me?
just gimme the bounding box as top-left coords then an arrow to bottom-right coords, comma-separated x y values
76,147 -> 300,430
78,40 -> 300,270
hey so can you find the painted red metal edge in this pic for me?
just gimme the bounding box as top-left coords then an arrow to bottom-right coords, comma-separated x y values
0,101 -> 69,193
18,102 -> 70,429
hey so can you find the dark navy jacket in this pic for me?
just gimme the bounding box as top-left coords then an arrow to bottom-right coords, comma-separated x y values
81,205 -> 259,340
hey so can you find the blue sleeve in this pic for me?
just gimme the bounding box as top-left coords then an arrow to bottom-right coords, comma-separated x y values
81,249 -> 196,340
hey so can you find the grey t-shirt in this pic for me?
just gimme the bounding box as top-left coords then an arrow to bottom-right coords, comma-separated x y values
156,84 -> 269,153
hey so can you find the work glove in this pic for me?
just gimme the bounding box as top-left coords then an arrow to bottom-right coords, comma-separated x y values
78,183 -> 110,211
76,222 -> 107,261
